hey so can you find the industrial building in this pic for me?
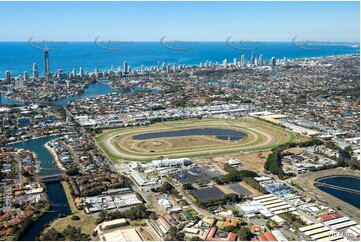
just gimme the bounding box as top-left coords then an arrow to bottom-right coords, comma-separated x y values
151,158 -> 192,168
101,228 -> 143,241
101,218 -> 127,230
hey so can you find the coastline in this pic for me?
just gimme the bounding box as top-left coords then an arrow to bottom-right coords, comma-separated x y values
43,141 -> 66,171
0,53 -> 359,105
0,52 -> 359,79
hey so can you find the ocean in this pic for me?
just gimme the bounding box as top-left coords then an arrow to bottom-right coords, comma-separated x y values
0,41 -> 359,78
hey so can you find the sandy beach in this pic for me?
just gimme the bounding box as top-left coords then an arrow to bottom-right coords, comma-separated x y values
43,141 -> 66,171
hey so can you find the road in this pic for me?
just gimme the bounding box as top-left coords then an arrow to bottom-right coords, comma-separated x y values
2,185 -> 12,212
14,153 -> 22,185
60,140 -> 85,174
167,178 -> 241,221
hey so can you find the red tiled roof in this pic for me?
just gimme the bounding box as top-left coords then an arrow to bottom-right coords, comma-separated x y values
206,227 -> 218,241
318,213 -> 343,221
0,228 -> 12,236
251,225 -> 264,233
227,232 -> 238,241
258,234 -> 268,241
264,232 -> 277,241
224,219 -> 238,227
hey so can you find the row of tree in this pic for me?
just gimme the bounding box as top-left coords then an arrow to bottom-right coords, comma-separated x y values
242,177 -> 269,194
95,204 -> 155,224
213,165 -> 258,185
264,138 -> 324,179
196,193 -> 243,209
151,181 -> 181,198
40,226 -> 90,241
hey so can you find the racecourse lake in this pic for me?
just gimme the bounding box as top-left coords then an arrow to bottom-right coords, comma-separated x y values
132,128 -> 247,141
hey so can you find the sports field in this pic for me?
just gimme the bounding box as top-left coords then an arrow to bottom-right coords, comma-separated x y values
95,117 -> 300,162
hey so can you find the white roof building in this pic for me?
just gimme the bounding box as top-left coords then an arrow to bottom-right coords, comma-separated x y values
152,158 -> 192,168
272,230 -> 288,241
158,198 -> 172,210
101,218 -> 127,230
101,228 -> 143,241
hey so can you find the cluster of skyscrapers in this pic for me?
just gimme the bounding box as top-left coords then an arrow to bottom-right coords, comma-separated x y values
221,52 -> 287,68
2,50 -> 289,84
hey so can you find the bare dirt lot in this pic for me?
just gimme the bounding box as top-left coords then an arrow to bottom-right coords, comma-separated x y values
234,151 -> 272,173
196,151 -> 271,173
282,147 -> 304,155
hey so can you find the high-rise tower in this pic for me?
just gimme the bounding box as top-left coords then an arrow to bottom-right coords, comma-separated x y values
241,55 -> 245,66
44,48 -> 50,76
32,63 -> 39,78
123,61 -> 128,74
259,55 -> 263,66
251,52 -> 255,64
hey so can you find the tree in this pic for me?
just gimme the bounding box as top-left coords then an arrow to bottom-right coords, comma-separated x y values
22,170 -> 32,177
40,228 -> 62,241
66,166 -> 79,176
182,183 -> 194,190
190,236 -> 201,241
71,215 -> 81,221
243,177 -> 268,194
237,227 -> 251,241
164,226 -> 178,241
62,225 -> 90,241
149,212 -> 158,220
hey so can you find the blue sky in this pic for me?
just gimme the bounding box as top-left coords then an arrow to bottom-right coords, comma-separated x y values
0,1 -> 359,42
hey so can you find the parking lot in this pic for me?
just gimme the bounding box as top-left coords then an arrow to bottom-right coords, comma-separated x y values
171,165 -> 223,184
189,186 -> 226,201
224,183 -> 253,196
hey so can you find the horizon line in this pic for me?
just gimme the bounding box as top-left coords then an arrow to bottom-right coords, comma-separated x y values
0,40 -> 360,43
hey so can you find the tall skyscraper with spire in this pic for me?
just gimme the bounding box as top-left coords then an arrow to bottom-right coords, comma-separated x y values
241,55 -> 245,66
44,48 -> 50,76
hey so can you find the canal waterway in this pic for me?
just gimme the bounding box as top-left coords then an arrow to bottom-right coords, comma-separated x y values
7,136 -> 71,240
